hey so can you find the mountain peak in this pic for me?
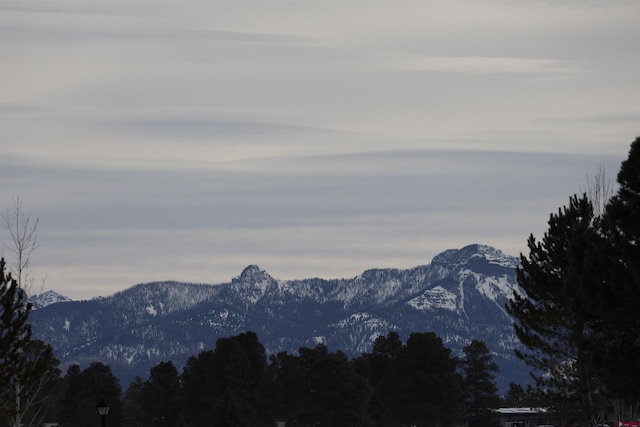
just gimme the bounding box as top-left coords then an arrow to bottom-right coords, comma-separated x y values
232,264 -> 276,285
229,265 -> 276,303
238,265 -> 269,281
29,290 -> 72,309
431,244 -> 517,271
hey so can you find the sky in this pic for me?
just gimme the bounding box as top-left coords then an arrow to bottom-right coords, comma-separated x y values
1,1 -> 638,300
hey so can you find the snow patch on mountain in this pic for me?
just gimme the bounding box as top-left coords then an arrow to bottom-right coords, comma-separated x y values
474,245 -> 518,268
335,312 -> 373,326
458,278 -> 468,318
407,286 -> 457,311
110,281 -> 218,317
330,312 -> 395,330
313,336 -> 326,345
250,278 -> 271,303
470,271 -> 514,302
276,279 -> 292,293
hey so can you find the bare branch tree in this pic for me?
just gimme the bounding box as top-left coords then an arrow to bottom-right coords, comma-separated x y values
2,194 -> 39,291
1,198 -> 55,427
14,341 -> 60,427
582,163 -> 615,218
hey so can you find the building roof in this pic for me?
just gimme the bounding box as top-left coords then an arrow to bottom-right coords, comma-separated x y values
494,407 -> 548,414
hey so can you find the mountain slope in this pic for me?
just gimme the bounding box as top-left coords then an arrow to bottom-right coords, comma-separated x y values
30,244 -> 527,390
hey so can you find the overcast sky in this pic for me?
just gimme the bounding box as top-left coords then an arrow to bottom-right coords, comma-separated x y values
1,1 -> 638,300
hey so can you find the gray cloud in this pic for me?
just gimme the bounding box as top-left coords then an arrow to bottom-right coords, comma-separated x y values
1,0 -> 637,299
2,147 -> 625,299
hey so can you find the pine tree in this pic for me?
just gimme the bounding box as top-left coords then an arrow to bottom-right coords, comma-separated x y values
506,193 -> 606,422
506,138 -> 640,424
139,361 -> 181,427
360,331 -> 404,426
0,258 -> 33,424
180,332 -> 271,427
590,138 -> 640,406
122,376 -> 145,427
266,350 -> 306,424
58,362 -> 123,427
264,343 -> 373,427
459,340 -> 500,427
380,332 -> 462,427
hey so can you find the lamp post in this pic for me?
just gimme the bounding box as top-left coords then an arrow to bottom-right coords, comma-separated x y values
96,398 -> 109,427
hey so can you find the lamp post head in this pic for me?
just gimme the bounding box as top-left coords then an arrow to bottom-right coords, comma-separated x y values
97,398 -> 110,416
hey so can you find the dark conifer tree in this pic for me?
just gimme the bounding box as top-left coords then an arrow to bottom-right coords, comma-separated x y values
57,364 -> 81,425
1,259 -> 59,427
140,361 -> 181,427
506,138 -> 640,423
506,194 -> 604,421
292,344 -> 372,427
180,331 -> 270,427
58,362 -> 123,427
213,388 -> 246,427
122,376 -> 145,427
590,138 -> 640,406
363,331 -> 403,386
459,340 -> 500,427
266,351 -> 306,424
358,331 -> 404,426
180,349 -> 217,426
379,332 -> 462,427
0,258 -> 32,422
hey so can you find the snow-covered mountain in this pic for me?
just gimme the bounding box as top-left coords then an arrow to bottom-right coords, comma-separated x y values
29,289 -> 72,309
29,244 -> 528,390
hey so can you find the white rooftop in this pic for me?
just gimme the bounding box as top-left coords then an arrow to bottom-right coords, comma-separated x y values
494,407 -> 548,414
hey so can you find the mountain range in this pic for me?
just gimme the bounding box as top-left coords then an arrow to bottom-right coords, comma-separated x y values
29,244 -> 530,391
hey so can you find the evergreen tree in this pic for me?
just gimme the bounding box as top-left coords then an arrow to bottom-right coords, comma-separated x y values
58,362 -> 123,427
359,332 -> 404,426
379,332 -> 462,427
1,259 -> 58,427
0,258 -> 32,424
459,340 -> 500,427
591,137 -> 640,404
180,349 -> 217,426
266,350 -> 307,424
180,331 -> 270,427
289,344 -> 372,427
140,361 -> 181,427
362,332 -> 403,387
213,388 -> 246,427
507,193 -> 606,422
122,376 -> 145,427
506,138 -> 640,423
57,364 -> 81,425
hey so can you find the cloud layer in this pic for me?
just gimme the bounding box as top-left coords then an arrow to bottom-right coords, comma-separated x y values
1,1 -> 637,299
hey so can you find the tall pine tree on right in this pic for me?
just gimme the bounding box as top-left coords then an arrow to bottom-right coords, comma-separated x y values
506,137 -> 640,425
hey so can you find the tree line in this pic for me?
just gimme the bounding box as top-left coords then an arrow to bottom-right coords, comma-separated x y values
0,318 -> 503,427
2,137 -> 639,427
